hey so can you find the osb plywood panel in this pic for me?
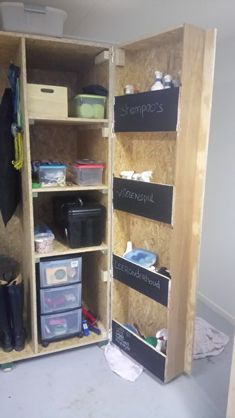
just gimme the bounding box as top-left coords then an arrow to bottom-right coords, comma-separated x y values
81,61 -> 109,92
0,68 -> 9,97
0,34 -> 20,67
112,280 -> 129,324
114,132 -> 176,185
166,26 -> 216,381
123,27 -> 183,51
30,125 -> 78,163
113,211 -> 131,255
26,38 -> 105,72
0,211 -> 23,263
82,253 -> 109,329
116,36 -> 183,96
127,288 -> 167,336
114,211 -> 171,268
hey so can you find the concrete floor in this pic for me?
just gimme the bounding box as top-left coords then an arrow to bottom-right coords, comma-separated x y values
0,300 -> 234,418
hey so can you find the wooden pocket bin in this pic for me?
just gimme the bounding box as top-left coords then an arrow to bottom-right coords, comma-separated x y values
27,83 -> 68,118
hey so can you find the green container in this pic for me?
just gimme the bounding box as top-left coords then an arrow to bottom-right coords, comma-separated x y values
71,94 -> 106,119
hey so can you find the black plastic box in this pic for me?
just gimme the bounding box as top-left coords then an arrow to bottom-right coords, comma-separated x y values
53,196 -> 106,248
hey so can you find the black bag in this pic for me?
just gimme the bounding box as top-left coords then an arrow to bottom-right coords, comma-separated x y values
0,88 -> 20,225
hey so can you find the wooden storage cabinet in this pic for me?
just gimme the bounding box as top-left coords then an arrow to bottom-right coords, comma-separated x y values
0,25 -> 216,382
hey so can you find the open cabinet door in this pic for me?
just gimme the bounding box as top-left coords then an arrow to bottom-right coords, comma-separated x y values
111,24 -> 216,382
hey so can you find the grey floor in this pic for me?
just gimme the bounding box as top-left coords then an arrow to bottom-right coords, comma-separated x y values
0,300 -> 234,418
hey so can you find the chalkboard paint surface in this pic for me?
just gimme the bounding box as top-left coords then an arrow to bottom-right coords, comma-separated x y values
114,88 -> 179,132
113,177 -> 173,224
112,320 -> 166,381
113,254 -> 169,306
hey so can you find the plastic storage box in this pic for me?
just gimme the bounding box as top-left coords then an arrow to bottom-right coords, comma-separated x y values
0,2 -> 67,37
40,308 -> 82,342
38,163 -> 66,187
53,196 -> 106,248
71,160 -> 105,186
39,255 -> 82,288
70,94 -> 106,119
27,84 -> 68,119
40,283 -> 82,314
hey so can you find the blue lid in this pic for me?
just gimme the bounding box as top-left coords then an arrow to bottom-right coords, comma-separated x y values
123,248 -> 157,268
39,163 -> 66,169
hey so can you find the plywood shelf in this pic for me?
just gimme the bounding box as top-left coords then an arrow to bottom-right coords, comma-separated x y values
37,321 -> 108,355
29,116 -> 108,126
0,341 -> 35,364
34,239 -> 108,259
32,184 -> 108,193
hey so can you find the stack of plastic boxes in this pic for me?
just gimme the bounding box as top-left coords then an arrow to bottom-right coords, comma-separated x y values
38,255 -> 82,346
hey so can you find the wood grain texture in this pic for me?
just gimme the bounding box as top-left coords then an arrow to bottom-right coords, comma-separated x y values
19,38 -> 39,353
166,25 -> 216,381
114,132 -> 176,185
115,29 -> 183,96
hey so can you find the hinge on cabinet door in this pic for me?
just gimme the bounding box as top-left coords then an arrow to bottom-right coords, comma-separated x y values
32,192 -> 38,198
102,127 -> 109,138
95,50 -> 110,65
113,49 -> 125,67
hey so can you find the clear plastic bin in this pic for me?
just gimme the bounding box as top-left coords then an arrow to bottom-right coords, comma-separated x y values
0,2 -> 67,37
70,94 -> 106,119
40,283 -> 82,314
72,160 -> 104,186
34,232 -> 55,254
40,309 -> 82,341
39,256 -> 82,288
38,163 -> 66,187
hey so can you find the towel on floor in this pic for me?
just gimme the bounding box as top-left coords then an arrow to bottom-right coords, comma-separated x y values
104,342 -> 143,381
193,317 -> 229,359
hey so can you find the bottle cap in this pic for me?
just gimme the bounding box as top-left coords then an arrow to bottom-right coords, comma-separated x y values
164,74 -> 172,83
155,71 -> 163,79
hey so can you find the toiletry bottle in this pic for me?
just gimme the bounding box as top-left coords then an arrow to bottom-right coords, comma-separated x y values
163,74 -> 172,89
151,71 -> 164,91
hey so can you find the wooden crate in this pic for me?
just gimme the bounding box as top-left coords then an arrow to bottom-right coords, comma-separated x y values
27,83 -> 68,118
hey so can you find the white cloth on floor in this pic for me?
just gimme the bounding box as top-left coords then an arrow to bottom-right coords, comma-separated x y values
104,342 -> 143,382
193,317 -> 229,359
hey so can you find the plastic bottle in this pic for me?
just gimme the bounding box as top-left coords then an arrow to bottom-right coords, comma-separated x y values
151,71 -> 164,91
163,74 -> 172,89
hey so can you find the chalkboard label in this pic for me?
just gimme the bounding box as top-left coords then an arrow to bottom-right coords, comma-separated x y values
113,255 -> 169,306
113,177 -> 173,224
112,320 -> 166,381
114,88 -> 179,132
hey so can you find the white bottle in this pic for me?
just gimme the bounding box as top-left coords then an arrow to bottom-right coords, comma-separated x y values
151,71 -> 164,91
163,74 -> 172,89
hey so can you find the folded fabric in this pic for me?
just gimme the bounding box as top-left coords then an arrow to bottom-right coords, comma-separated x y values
104,342 -> 143,382
193,317 -> 229,359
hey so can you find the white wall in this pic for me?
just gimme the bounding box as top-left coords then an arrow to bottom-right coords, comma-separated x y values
198,35 -> 235,322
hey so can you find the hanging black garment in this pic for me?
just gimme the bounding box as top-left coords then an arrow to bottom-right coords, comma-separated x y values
0,88 -> 20,225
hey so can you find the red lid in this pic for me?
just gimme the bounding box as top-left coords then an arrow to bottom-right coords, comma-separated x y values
73,159 -> 105,169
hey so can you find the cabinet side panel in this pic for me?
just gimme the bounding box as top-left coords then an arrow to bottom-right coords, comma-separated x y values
166,26 -> 216,381
183,28 -> 217,373
19,38 -> 39,353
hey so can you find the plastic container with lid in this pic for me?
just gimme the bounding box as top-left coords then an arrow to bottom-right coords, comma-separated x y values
70,94 -> 106,119
71,159 -> 105,186
0,2 -> 67,37
34,232 -> 55,254
38,163 -> 66,187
